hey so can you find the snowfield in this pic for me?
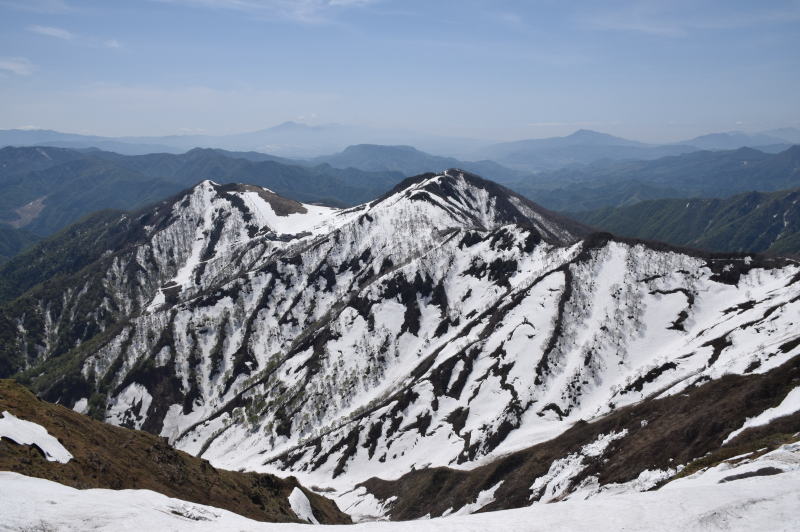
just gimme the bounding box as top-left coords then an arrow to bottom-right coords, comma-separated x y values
2,443 -> 799,531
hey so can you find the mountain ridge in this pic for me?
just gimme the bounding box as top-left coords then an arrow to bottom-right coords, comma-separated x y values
510,145 -> 800,211
309,144 -> 526,184
678,130 -> 791,150
4,125 -> 799,166
0,145 -> 405,241
571,187 -> 800,255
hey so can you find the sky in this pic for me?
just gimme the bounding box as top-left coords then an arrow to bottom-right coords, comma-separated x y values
0,0 -> 798,143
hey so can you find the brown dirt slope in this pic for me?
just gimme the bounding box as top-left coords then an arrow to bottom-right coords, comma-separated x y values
362,354 -> 800,520
0,379 -> 350,524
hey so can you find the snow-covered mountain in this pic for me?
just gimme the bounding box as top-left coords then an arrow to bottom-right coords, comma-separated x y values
3,169 -> 800,521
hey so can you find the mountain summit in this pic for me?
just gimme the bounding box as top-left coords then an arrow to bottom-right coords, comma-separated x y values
563,129 -> 645,146
372,169 -> 589,244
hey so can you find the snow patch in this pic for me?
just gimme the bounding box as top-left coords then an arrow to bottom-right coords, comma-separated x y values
72,398 -> 88,414
723,387 -> 800,444
443,481 -> 503,516
530,430 -> 628,502
289,487 -> 319,524
0,411 -> 72,463
238,191 -> 338,236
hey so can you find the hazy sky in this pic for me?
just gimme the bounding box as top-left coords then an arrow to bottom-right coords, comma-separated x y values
1,0 -> 798,142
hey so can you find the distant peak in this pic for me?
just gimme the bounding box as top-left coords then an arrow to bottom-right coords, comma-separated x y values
555,129 -> 645,147
567,129 -> 614,140
266,121 -> 310,132
731,146 -> 764,155
196,178 -> 219,188
342,143 -> 419,153
276,120 -> 302,127
185,147 -> 215,155
693,131 -> 741,139
372,168 -> 587,245
571,128 -> 602,136
780,144 -> 800,155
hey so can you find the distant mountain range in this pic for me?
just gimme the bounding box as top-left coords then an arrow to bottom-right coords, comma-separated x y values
574,187 -> 800,255
0,146 -> 404,239
680,131 -> 793,151
1,125 -> 798,170
477,128 -> 797,171
0,128 -> 182,156
2,144 -> 800,267
476,129 -> 696,170
308,144 -> 526,184
510,145 -> 800,212
0,122 -> 487,159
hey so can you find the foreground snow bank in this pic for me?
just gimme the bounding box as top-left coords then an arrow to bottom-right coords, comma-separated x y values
0,411 -> 72,463
2,465 -> 799,531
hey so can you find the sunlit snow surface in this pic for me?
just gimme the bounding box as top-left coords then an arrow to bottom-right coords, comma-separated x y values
2,443 -> 799,531
237,190 -> 340,236
0,411 -> 73,463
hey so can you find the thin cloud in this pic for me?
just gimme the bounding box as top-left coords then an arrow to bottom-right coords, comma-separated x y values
28,24 -> 75,40
27,25 -> 122,50
585,0 -> 800,37
493,11 -> 526,29
153,0 -> 376,22
0,0 -> 70,12
0,57 -> 36,76
591,19 -> 685,37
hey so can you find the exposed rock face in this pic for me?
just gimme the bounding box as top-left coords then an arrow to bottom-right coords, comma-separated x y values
3,169 -> 799,519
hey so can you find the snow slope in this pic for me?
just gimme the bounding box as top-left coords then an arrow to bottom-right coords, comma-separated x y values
2,442 -> 799,531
